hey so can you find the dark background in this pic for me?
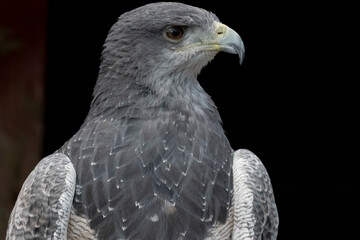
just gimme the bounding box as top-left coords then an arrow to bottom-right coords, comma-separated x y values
1,0 -> 357,239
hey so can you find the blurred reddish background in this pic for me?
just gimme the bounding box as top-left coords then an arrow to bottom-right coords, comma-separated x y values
0,0 -> 46,237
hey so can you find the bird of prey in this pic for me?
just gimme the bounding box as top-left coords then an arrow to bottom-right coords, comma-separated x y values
7,2 -> 278,240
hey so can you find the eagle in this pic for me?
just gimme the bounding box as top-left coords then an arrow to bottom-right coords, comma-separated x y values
7,2 -> 278,239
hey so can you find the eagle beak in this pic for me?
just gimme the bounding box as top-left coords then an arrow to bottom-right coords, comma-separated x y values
213,21 -> 245,65
175,21 -> 245,64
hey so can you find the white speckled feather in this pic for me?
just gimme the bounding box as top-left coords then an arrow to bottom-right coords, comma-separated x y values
207,149 -> 278,240
7,3 -> 278,239
6,153 -> 76,240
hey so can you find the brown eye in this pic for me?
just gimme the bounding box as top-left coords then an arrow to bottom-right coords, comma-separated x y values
164,26 -> 184,41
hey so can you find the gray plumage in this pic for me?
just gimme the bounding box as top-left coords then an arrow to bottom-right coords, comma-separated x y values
7,154 -> 75,239
7,2 -> 278,240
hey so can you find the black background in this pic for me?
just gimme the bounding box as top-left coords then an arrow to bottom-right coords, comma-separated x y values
44,1 -> 357,239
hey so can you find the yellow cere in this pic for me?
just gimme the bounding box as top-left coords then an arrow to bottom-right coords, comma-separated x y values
175,21 -> 230,52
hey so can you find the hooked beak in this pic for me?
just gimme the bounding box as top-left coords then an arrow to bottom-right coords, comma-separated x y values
213,21 -> 245,65
175,21 -> 245,65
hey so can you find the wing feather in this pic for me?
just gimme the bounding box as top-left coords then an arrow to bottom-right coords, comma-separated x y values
207,149 -> 278,240
6,153 -> 76,240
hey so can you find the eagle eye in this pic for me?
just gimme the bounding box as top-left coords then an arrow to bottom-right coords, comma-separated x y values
164,26 -> 184,42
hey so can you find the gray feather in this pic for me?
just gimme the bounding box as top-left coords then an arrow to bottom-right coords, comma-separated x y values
232,149 -> 279,240
7,2 -> 278,239
56,3 -> 233,239
207,149 -> 278,240
6,153 -> 76,240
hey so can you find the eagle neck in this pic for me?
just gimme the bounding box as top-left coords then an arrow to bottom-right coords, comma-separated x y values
87,60 -> 219,124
